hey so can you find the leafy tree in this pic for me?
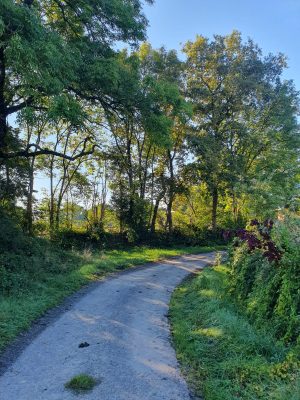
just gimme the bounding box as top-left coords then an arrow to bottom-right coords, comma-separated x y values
184,31 -> 299,230
0,2 -> 299,249
0,0 -> 153,160
107,44 -> 189,238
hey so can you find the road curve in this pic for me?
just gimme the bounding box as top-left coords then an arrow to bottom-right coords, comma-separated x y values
0,253 -> 215,400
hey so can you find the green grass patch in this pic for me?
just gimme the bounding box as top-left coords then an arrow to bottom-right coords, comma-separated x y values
65,374 -> 97,393
169,265 -> 300,400
0,245 -> 223,352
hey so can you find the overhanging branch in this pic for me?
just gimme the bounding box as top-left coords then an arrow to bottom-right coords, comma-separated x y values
0,137 -> 99,160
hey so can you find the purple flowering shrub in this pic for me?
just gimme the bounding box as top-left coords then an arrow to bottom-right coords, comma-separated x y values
224,219 -> 282,263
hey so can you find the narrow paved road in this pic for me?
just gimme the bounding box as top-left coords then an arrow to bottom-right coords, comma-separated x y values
0,253 -> 215,400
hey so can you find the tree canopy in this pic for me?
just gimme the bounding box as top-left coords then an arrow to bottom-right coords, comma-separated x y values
0,2 -> 299,242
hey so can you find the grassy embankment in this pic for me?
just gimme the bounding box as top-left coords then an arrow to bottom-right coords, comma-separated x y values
0,245 -> 222,352
170,264 -> 300,400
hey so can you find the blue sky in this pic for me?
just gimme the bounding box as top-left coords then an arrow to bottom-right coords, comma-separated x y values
143,0 -> 300,89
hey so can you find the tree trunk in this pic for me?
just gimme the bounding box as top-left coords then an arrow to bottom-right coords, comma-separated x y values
49,157 -> 55,234
126,135 -> 135,226
166,197 -> 173,233
150,191 -> 165,234
66,193 -> 70,229
25,159 -> 35,235
212,188 -> 218,231
150,201 -> 160,234
100,202 -> 105,224
55,196 -> 62,229
232,191 -> 238,222
166,150 -> 174,234
0,47 -> 7,152
25,124 -> 41,235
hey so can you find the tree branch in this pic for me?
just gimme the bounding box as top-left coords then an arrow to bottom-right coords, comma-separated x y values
0,137 -> 99,160
6,97 -> 34,116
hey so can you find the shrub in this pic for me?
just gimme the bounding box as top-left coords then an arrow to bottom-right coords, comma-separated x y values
0,211 -> 80,295
229,215 -> 300,345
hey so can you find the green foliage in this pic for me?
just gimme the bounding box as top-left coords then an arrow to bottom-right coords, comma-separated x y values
184,31 -> 299,228
50,223 -> 228,249
65,374 -> 97,393
170,265 -> 300,400
0,141 -> 29,206
0,213 -> 220,351
0,0 -> 153,161
1,20 -> 299,240
0,210 -> 79,295
111,188 -> 150,241
229,216 -> 300,344
0,8 -> 299,388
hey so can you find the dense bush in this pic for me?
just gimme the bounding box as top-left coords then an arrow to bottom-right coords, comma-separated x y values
229,216 -> 300,345
0,211 -> 79,295
0,209 -> 226,296
51,225 -> 228,250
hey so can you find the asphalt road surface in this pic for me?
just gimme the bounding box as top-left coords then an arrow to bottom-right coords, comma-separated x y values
0,252 -> 215,400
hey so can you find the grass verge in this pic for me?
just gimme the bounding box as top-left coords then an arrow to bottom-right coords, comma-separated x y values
169,265 -> 300,400
65,374 -> 97,393
0,245 -> 223,352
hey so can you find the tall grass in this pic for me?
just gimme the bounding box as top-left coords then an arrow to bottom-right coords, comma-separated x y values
170,265 -> 300,400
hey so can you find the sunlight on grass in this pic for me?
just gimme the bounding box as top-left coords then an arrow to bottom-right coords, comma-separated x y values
0,245 -> 224,352
199,289 -> 216,298
178,287 -> 188,294
79,263 -> 99,277
170,265 -> 300,400
194,327 -> 223,338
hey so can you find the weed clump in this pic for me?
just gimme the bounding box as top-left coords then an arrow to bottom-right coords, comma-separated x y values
65,374 -> 97,393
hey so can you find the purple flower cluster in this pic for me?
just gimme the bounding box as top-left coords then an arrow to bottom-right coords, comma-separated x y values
224,219 -> 282,263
